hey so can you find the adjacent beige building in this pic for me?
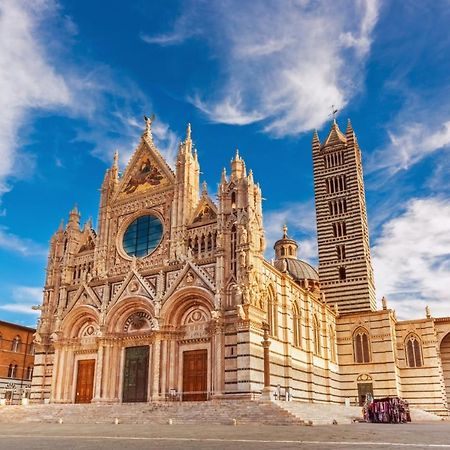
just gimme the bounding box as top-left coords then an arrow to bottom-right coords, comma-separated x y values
31,118 -> 450,416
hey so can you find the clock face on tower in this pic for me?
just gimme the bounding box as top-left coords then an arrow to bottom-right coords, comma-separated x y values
122,214 -> 163,258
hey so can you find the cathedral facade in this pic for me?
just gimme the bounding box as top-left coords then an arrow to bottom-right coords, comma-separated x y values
31,119 -> 450,415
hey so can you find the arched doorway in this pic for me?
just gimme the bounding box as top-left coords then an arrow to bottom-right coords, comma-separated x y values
441,333 -> 450,408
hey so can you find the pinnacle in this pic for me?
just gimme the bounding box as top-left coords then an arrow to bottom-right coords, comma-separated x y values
312,129 -> 320,145
186,122 -> 192,141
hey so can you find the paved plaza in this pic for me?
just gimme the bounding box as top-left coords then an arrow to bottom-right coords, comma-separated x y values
0,422 -> 449,450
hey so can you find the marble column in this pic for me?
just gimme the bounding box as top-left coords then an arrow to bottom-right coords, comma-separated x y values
261,322 -> 272,400
152,338 -> 161,401
93,342 -> 104,402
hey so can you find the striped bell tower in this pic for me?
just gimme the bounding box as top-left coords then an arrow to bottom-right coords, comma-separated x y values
312,119 -> 376,313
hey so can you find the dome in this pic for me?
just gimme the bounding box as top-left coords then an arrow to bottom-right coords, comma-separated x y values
273,257 -> 319,282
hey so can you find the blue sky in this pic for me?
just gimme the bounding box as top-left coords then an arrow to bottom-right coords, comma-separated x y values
1,0 -> 450,326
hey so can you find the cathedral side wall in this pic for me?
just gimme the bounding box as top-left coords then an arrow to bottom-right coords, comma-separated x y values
336,310 -> 400,404
395,319 -> 448,413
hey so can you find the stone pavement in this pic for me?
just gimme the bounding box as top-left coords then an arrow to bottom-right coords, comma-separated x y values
0,422 -> 450,450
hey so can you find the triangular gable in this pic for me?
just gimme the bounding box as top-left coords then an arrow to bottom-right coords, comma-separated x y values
64,283 -> 102,316
115,134 -> 175,200
78,229 -> 96,253
109,268 -> 156,309
190,194 -> 217,225
163,261 -> 216,301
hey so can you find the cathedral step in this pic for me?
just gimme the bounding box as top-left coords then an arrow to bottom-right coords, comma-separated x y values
0,400 -> 305,426
272,401 -> 363,425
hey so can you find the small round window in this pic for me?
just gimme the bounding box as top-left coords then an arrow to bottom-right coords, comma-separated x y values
122,215 -> 163,258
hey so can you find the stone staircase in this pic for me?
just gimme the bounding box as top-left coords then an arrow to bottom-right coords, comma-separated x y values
409,408 -> 444,421
274,401 -> 363,425
0,400 -> 304,426
274,401 -> 443,425
0,400 -> 442,426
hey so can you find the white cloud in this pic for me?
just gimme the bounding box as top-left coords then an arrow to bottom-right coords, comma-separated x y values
145,0 -> 380,136
372,197 -> 450,319
0,0 -> 70,197
0,226 -> 47,257
0,285 -> 42,315
264,201 -> 317,263
0,1 -> 180,202
369,120 -> 450,174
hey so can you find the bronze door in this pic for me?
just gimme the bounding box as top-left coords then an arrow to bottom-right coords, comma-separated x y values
122,346 -> 149,403
358,382 -> 373,406
75,359 -> 95,403
182,349 -> 207,401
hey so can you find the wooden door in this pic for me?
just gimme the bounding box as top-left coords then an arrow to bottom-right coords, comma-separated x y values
122,346 -> 149,403
75,359 -> 95,403
357,382 -> 373,406
182,349 -> 207,401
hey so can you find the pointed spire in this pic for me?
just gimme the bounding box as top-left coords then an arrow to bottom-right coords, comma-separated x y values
186,122 -> 192,142
84,217 -> 93,230
201,180 -> 208,195
111,150 -> 119,181
67,205 -> 80,230
346,118 -> 353,133
231,148 -> 245,179
221,167 -> 228,185
143,114 -> 155,139
57,219 -> 64,233
323,119 -> 346,147
312,129 -> 321,149
345,118 -> 356,144
247,169 -> 254,184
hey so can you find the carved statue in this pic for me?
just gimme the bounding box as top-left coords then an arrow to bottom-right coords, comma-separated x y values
239,226 -> 248,245
239,250 -> 246,268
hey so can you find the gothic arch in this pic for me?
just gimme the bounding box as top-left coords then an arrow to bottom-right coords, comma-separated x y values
161,286 -> 214,327
292,301 -> 301,348
440,332 -> 450,409
404,333 -> 423,368
61,305 -> 100,339
105,296 -> 156,334
266,284 -> 278,338
311,314 -> 321,356
353,327 -> 371,363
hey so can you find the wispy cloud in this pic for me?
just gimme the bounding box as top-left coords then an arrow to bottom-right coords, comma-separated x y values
140,22 -> 200,46
264,201 -> 317,263
0,0 -> 179,201
368,120 -> 450,175
0,285 -> 42,315
372,197 -> 450,319
0,0 -> 70,199
0,226 -> 47,258
144,0 -> 380,136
